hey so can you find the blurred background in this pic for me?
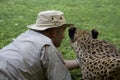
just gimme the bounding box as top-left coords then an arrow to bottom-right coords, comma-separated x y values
0,0 -> 120,79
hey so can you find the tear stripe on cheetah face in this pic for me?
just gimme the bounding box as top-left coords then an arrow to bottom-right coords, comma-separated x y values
68,27 -> 120,80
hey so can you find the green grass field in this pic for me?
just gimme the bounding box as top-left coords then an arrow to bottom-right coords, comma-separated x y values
0,0 -> 120,79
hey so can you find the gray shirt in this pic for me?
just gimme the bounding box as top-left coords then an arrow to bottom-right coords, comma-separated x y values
0,30 -> 72,80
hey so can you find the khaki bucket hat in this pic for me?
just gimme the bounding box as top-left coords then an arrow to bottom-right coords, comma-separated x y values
27,10 -> 74,31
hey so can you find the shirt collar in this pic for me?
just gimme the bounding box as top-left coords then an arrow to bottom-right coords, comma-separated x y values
26,29 -> 53,45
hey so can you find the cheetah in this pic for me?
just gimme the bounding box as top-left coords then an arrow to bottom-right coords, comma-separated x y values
68,27 -> 120,80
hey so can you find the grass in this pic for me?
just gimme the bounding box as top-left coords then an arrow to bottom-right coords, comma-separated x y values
0,0 -> 120,79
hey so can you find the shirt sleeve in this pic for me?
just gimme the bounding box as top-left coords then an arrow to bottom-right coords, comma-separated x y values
40,45 -> 72,80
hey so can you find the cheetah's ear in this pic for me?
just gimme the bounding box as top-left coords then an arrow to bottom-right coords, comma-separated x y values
91,29 -> 99,39
68,27 -> 76,41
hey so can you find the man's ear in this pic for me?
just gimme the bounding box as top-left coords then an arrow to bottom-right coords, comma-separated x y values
91,29 -> 99,39
48,28 -> 57,38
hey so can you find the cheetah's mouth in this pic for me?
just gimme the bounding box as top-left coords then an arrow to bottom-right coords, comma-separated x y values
68,27 -> 76,42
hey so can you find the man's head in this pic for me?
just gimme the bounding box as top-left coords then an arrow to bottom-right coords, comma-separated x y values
27,10 -> 74,47
44,25 -> 67,47
33,25 -> 67,47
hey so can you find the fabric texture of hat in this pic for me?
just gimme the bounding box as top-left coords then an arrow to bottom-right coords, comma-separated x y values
27,10 -> 73,31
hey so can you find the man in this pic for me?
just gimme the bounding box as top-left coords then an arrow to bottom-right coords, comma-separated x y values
0,10 -> 79,80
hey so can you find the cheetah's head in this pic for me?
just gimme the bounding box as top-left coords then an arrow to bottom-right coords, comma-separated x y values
68,27 -> 99,52
69,27 -> 98,41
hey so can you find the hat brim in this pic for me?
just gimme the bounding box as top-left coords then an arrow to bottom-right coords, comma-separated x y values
27,23 -> 74,31
61,24 -> 74,28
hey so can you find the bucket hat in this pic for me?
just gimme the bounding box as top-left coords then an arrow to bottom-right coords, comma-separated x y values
27,10 -> 74,31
